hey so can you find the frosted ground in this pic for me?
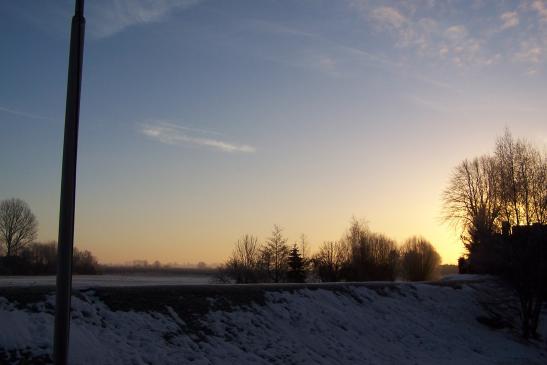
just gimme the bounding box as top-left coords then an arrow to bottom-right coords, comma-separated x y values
0,276 -> 546,364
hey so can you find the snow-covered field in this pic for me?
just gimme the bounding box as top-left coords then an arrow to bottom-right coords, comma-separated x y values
0,276 -> 545,364
0,274 -> 214,288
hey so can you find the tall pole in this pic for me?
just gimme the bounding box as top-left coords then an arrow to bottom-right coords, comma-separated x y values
54,0 -> 85,364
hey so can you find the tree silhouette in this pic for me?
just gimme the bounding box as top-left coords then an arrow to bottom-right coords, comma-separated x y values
399,236 -> 441,281
225,235 -> 261,283
0,198 -> 38,257
442,156 -> 500,255
313,241 -> 348,282
442,130 -> 546,272
287,244 -> 306,283
262,225 -> 290,283
344,219 -> 398,281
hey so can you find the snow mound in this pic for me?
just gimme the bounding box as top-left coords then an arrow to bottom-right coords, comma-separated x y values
0,279 -> 545,364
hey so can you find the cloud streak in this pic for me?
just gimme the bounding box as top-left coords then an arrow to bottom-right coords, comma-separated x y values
240,17 -> 455,90
87,0 -> 203,38
0,105 -> 54,121
140,121 -> 255,153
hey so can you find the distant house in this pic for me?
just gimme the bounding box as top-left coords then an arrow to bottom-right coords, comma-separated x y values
459,222 -> 547,275
510,223 -> 547,242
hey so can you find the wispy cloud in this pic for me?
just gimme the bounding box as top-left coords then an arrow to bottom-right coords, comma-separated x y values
0,105 -> 54,121
531,0 -> 547,22
245,19 -> 316,38
140,121 -> 255,153
351,1 -> 545,72
87,0 -> 203,38
500,11 -> 519,30
365,5 -> 439,51
370,6 -> 407,29
514,41 -> 542,74
239,18 -> 397,77
515,43 -> 542,64
240,17 -> 455,90
367,5 -> 493,68
444,25 -> 467,40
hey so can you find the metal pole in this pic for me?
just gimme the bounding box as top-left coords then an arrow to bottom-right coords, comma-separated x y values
54,0 -> 85,364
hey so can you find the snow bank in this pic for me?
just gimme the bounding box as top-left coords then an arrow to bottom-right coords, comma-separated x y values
0,279 -> 545,364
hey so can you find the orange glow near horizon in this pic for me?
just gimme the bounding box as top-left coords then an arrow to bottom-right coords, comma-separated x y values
2,0 -> 546,268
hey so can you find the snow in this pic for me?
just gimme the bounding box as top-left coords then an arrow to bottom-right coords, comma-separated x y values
0,274 -> 213,288
0,278 -> 545,364
440,274 -> 486,282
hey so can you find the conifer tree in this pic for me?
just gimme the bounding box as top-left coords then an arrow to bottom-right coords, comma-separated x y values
287,244 -> 306,283
262,225 -> 290,283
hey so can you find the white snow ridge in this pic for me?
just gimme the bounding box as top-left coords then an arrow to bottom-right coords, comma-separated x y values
0,276 -> 545,364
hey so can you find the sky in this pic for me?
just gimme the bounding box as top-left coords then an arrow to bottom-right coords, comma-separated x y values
1,0 -> 546,265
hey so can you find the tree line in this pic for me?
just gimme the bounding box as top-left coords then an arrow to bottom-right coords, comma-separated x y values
442,129 -> 546,339
217,220 -> 441,284
443,129 -> 546,272
0,198 -> 99,275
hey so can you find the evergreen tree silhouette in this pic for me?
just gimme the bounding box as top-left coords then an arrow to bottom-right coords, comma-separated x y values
287,244 -> 306,283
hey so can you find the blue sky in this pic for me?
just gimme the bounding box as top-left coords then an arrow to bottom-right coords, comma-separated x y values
1,0 -> 546,264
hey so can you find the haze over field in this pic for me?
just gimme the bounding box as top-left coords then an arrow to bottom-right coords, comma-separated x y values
1,0 -> 547,265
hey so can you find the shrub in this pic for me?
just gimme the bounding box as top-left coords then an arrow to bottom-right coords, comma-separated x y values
343,220 -> 399,281
312,241 -> 348,282
399,236 -> 441,281
73,248 -> 99,274
221,235 -> 261,283
0,242 -> 99,275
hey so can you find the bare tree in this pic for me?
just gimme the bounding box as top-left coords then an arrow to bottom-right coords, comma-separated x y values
20,241 -> 57,273
0,198 -> 38,256
496,129 -> 522,225
262,225 -> 290,283
73,248 -> 99,275
9,241 -> 99,275
223,234 -> 261,283
445,131 -> 546,243
399,236 -> 441,281
442,129 -> 546,278
352,231 -> 399,281
529,148 -> 547,223
313,241 -> 348,282
297,233 -> 313,273
299,233 -> 309,263
495,129 -> 547,226
343,219 -> 398,281
442,156 -> 501,252
345,217 -> 368,248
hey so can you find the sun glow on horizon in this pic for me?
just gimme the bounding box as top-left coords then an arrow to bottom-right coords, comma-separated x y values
1,0 -> 546,267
